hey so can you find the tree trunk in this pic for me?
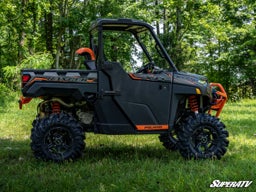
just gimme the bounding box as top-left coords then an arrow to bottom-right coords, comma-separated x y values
18,0 -> 27,63
44,0 -> 53,55
175,5 -> 183,69
155,0 -> 160,35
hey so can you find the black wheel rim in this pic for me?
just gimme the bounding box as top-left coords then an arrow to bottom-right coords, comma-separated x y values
192,125 -> 217,154
43,126 -> 73,159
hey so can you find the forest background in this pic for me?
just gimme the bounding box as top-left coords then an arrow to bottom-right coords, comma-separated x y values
0,0 -> 255,101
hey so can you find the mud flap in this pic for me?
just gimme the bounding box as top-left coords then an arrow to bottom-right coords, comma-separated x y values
19,96 -> 33,109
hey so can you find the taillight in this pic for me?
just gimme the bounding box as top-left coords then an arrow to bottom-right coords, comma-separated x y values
21,74 -> 31,87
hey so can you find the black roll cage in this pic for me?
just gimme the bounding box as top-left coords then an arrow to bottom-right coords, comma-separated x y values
89,18 -> 178,72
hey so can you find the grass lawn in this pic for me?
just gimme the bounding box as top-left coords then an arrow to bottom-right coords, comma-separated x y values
0,97 -> 256,192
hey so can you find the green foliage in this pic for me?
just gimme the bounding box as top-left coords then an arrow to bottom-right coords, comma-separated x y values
2,53 -> 53,90
19,52 -> 53,69
0,84 -> 15,109
0,0 -> 255,99
0,98 -> 256,191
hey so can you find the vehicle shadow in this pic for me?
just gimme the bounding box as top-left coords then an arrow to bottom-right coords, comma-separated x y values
82,142 -> 181,163
0,138 -> 181,164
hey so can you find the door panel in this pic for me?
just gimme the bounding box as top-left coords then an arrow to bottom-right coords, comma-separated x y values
99,62 -> 172,130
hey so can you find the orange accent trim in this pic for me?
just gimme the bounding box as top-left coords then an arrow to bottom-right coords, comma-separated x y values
208,83 -> 227,117
76,47 -> 96,60
27,77 -> 48,86
86,79 -> 95,83
136,124 -> 168,131
128,73 -> 142,80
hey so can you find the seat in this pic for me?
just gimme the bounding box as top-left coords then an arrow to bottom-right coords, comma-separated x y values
76,47 -> 96,70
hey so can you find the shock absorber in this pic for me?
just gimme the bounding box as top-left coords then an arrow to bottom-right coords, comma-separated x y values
189,95 -> 199,113
51,101 -> 61,113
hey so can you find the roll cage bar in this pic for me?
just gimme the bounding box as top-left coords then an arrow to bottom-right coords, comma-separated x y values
89,18 -> 178,72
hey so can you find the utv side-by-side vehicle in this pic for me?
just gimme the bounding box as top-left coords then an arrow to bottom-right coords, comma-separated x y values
20,18 -> 229,162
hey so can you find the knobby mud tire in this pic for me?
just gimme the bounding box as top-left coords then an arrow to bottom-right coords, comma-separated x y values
178,114 -> 229,160
31,113 -> 85,162
159,130 -> 179,151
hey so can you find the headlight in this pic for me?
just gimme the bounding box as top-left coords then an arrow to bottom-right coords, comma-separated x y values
198,79 -> 207,85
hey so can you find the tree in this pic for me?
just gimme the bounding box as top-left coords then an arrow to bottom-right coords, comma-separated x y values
0,0 -> 255,99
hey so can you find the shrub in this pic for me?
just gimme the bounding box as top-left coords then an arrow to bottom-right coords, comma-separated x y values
2,52 -> 53,90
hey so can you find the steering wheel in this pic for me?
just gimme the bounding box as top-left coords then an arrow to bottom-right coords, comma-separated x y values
136,62 -> 155,73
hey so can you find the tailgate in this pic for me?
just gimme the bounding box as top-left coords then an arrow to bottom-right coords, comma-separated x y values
21,69 -> 98,99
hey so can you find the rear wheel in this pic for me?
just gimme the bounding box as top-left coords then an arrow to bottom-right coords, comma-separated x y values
178,114 -> 229,160
31,113 -> 85,162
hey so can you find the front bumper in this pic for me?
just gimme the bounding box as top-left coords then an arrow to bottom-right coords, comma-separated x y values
208,83 -> 227,117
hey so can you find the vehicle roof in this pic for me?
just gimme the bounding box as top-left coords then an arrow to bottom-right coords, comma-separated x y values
89,18 -> 154,33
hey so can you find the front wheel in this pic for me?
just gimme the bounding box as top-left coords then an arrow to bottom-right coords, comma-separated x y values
178,114 -> 229,160
159,129 -> 179,151
31,113 -> 85,162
